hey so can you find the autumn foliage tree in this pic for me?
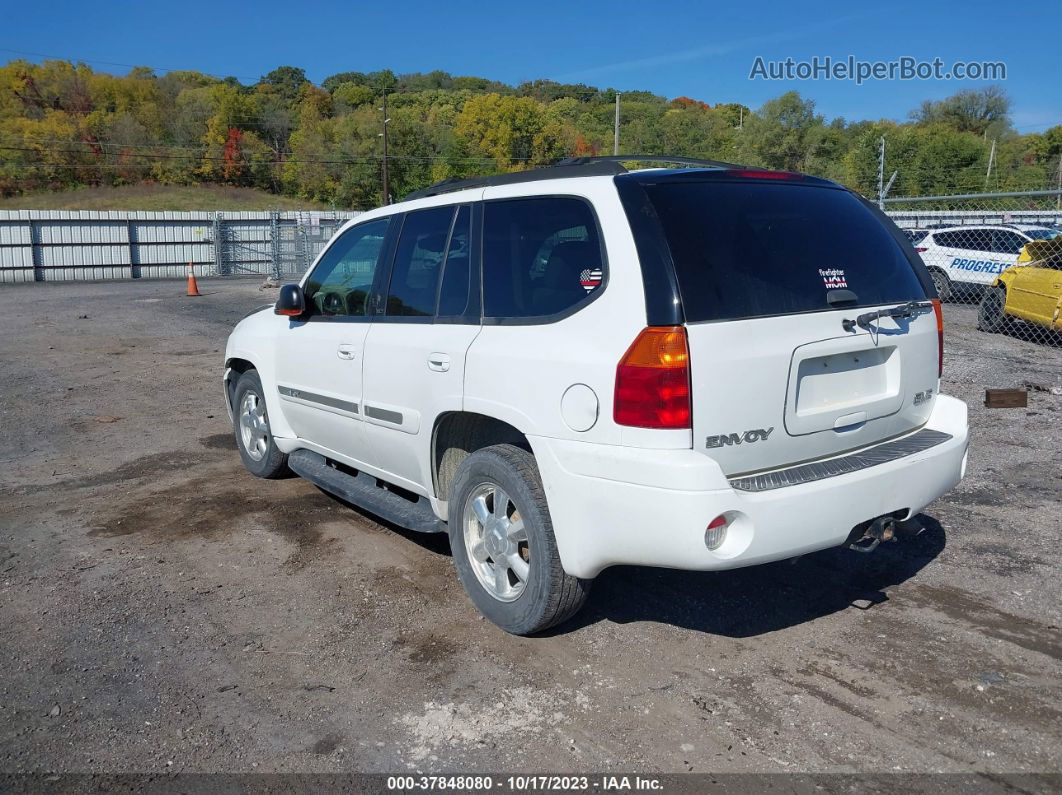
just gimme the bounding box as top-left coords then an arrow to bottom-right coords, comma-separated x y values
0,60 -> 1058,206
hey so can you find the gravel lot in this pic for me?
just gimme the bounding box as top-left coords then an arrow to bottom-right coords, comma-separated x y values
0,279 -> 1059,778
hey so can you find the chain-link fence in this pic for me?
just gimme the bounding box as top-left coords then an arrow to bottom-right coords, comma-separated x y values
884,190 -> 1062,352
0,210 -> 360,284
2,190 -> 1061,355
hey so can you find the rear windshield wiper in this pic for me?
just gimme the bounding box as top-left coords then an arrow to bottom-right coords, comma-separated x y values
842,301 -> 929,335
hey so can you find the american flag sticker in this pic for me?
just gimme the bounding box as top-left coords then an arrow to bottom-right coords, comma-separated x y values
819,268 -> 848,289
580,268 -> 603,292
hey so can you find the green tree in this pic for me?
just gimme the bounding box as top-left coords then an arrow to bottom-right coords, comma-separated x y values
455,94 -> 567,169
911,86 -> 1011,136
739,91 -> 824,171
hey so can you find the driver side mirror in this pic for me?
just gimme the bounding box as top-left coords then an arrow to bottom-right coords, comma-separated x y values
275,283 -> 305,317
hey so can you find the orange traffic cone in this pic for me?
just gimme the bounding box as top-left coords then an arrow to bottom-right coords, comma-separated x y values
186,262 -> 201,297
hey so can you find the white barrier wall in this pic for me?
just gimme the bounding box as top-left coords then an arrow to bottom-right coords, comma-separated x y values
0,210 -> 361,284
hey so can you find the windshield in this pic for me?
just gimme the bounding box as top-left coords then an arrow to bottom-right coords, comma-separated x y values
642,181 -> 927,322
1023,228 -> 1061,241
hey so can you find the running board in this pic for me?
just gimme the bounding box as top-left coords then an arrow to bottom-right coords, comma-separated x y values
288,449 -> 446,534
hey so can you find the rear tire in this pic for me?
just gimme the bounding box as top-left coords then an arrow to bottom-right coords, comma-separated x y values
977,286 -> 1008,333
448,444 -> 591,635
930,269 -> 952,303
233,370 -> 288,479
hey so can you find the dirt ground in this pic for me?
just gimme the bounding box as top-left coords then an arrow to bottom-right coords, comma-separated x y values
0,279 -> 1059,778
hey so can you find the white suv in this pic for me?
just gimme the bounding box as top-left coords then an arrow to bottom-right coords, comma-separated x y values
914,224 -> 1060,301
224,157 -> 970,634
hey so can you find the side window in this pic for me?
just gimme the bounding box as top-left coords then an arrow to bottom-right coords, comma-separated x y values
965,228 -> 993,252
933,232 -> 959,249
437,205 -> 472,317
992,231 -> 1024,255
303,219 -> 390,318
385,207 -> 454,317
483,197 -> 604,319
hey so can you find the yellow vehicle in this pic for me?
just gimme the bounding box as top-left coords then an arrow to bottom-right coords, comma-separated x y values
978,236 -> 1062,333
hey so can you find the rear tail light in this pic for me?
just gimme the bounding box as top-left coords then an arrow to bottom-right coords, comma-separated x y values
705,515 -> 728,550
614,326 -> 691,429
931,299 -> 944,376
915,247 -> 927,253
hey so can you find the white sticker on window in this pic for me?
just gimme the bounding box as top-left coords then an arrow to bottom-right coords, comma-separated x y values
819,268 -> 848,289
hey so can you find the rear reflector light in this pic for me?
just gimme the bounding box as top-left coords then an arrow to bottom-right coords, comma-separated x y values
931,298 -> 944,376
705,515 -> 728,550
914,247 -> 927,253
614,326 -> 691,429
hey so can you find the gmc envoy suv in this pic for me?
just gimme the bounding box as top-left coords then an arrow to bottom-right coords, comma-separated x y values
224,156 -> 969,635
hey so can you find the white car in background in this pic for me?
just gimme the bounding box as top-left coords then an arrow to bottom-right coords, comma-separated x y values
914,224 -> 1060,301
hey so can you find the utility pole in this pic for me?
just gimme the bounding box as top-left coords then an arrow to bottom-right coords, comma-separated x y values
985,139 -> 996,190
877,136 -> 885,209
379,91 -> 390,205
738,106 -> 743,130
613,92 -> 621,156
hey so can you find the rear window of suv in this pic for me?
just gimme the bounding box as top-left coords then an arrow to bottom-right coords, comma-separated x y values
642,180 -> 927,322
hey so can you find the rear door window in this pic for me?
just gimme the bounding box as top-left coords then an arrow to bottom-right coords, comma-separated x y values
938,228 -> 993,252
642,181 -> 926,322
933,231 -> 965,250
385,207 -> 454,317
436,205 -> 473,317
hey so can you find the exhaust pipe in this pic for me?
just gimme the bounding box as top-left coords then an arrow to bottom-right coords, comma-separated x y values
848,515 -> 896,553
894,516 -> 924,538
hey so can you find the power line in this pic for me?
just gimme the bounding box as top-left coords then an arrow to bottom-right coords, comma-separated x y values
0,145 -> 521,166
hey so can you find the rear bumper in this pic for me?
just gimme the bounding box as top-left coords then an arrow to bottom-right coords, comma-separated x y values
530,394 -> 968,579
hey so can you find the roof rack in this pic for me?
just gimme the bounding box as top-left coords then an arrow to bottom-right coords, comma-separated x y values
554,154 -> 747,169
401,154 -> 746,201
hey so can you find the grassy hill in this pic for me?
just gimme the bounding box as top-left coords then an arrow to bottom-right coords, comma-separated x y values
0,184 -> 333,211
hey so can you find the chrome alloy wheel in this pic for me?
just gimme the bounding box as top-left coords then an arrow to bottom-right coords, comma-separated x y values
462,483 -> 530,602
239,391 -> 270,462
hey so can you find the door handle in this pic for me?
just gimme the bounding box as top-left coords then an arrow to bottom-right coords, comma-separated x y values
337,344 -> 357,360
427,353 -> 451,372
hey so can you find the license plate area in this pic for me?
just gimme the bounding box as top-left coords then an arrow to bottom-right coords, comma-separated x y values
785,339 -> 903,436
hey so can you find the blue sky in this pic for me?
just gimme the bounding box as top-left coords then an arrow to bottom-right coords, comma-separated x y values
3,0 -> 1059,131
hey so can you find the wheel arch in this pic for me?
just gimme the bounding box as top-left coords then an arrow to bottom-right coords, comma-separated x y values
431,411 -> 531,504
223,354 -> 295,441
993,270 -> 1015,289
224,356 -> 258,413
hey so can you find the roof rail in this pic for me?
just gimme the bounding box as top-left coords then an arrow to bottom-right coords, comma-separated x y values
401,154 -> 745,202
402,160 -> 625,202
554,154 -> 747,169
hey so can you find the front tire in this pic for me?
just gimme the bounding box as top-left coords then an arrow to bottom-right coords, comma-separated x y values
977,286 -> 1008,333
233,370 -> 288,478
448,444 -> 591,635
